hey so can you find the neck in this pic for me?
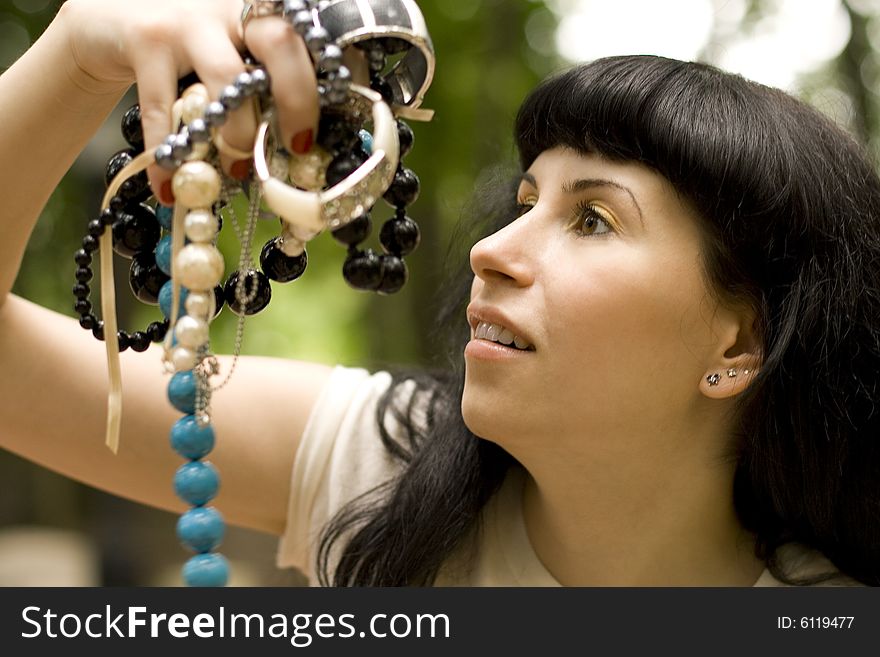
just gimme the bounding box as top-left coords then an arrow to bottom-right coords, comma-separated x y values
515,429 -> 765,586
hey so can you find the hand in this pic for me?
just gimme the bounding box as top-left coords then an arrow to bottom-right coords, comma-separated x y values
59,0 -> 319,201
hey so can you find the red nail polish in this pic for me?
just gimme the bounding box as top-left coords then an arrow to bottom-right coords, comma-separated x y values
230,159 -> 252,181
291,129 -> 313,155
159,181 -> 175,207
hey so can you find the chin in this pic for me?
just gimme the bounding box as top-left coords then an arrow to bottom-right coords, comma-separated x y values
460,379 -> 514,445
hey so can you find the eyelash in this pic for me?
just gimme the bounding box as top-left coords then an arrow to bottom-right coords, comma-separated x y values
514,200 -> 614,237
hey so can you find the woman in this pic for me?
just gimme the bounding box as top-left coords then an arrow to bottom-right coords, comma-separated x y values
1,0 -> 877,586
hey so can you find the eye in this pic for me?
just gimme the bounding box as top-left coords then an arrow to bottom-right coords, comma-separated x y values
515,197 -> 536,217
573,201 -> 614,237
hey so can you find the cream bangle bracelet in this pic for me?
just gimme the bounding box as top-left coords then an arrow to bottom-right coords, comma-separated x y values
253,84 -> 400,233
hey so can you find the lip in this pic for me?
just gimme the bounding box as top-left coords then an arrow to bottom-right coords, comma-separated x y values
465,303 -> 536,351
465,338 -> 534,361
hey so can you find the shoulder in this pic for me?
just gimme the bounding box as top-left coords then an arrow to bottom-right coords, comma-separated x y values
277,365 -> 439,575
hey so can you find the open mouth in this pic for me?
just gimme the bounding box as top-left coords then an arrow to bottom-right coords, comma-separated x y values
473,321 -> 535,351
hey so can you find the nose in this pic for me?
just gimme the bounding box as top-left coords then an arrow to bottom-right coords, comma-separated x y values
469,213 -> 537,287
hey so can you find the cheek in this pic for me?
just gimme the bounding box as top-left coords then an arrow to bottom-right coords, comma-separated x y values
547,255 -> 713,377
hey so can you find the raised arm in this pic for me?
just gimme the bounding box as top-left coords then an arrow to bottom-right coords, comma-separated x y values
0,0 -> 333,535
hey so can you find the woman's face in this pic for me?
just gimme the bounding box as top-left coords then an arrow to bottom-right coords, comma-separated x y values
463,146 -> 731,458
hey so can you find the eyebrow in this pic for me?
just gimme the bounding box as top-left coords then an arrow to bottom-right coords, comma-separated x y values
520,172 -> 644,227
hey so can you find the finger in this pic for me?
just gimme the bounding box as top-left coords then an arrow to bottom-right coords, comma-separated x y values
132,48 -> 179,206
182,24 -> 254,180
244,17 -> 319,155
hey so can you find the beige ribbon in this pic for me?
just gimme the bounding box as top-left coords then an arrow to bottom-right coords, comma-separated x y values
99,148 -> 157,453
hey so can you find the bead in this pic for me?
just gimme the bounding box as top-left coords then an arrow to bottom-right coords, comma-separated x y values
181,91 -> 208,124
129,252 -> 169,305
176,506 -> 225,553
174,461 -> 220,506
104,149 -> 134,187
81,235 -> 99,253
121,105 -> 144,149
112,204 -> 160,258
203,101 -> 227,128
380,215 -> 420,256
182,553 -> 228,587
172,161 -> 221,209
176,244 -> 225,291
384,167 -> 420,208
250,67 -> 270,94
397,120 -> 414,159
358,129 -> 374,156
175,315 -> 210,350
283,0 -> 308,15
79,314 -> 96,330
121,174 -> 149,203
100,208 -> 115,227
234,71 -> 256,97
156,205 -> 174,230
92,320 -> 104,341
74,267 -> 93,283
291,9 -> 313,35
332,213 -> 372,246
319,44 -> 343,72
155,234 -> 173,276
326,150 -> 368,187
87,219 -> 104,238
330,66 -> 352,91
378,255 -> 408,295
304,26 -> 330,58
168,370 -> 197,414
171,132 -> 193,161
184,292 -> 216,321
187,118 -> 210,144
158,280 -> 189,319
224,269 -> 272,316
130,331 -> 151,353
155,143 -> 177,170
170,414 -> 216,459
184,209 -> 219,243
73,283 -> 90,300
260,238 -> 308,283
170,346 -> 200,372
219,84 -> 243,111
116,330 -> 131,352
342,249 -> 384,291
147,319 -> 170,342
109,196 -> 126,213
74,299 -> 91,316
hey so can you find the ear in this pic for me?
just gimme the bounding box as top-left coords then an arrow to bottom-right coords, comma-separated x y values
699,303 -> 763,400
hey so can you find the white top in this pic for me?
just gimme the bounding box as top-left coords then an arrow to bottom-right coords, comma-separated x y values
277,366 -> 860,587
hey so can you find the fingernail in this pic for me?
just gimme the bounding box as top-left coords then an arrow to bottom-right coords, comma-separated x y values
230,159 -> 253,181
159,181 -> 175,207
291,129 -> 314,155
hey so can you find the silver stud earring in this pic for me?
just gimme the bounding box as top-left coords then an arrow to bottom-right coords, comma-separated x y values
707,373 -> 721,386
727,368 -> 738,378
